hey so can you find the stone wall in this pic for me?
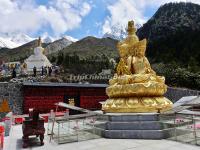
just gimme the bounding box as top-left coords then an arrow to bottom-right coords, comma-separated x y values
165,87 -> 200,103
0,82 -> 23,117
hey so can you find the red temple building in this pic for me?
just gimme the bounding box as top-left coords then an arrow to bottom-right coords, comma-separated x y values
23,82 -> 108,114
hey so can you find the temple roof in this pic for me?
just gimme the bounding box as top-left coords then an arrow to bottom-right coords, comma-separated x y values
23,82 -> 108,88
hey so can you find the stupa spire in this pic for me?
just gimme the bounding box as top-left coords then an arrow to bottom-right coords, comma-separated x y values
38,36 -> 42,47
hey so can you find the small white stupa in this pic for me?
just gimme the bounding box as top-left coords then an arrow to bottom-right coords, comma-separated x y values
25,37 -> 52,71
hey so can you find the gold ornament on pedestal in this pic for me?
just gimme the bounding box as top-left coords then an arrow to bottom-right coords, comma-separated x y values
102,21 -> 173,113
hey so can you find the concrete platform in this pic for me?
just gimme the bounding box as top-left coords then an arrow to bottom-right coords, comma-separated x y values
4,123 -> 200,150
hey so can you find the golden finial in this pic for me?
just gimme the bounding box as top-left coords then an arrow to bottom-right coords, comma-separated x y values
127,20 -> 136,35
38,36 -> 42,47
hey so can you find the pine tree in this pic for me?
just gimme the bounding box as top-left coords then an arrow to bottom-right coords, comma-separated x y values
56,51 -> 64,65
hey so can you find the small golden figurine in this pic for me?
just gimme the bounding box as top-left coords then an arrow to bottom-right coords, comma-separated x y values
102,21 -> 173,113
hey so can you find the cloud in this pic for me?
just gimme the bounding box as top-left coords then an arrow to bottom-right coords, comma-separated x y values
0,0 -> 91,36
102,0 -> 200,34
81,2 -> 91,16
102,0 -> 146,34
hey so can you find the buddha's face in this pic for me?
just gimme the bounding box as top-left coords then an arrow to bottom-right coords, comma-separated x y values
117,43 -> 127,58
137,50 -> 145,57
127,35 -> 139,44
119,48 -> 126,58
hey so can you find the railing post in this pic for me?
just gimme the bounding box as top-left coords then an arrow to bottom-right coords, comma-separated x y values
50,104 -> 58,142
192,114 -> 198,145
174,113 -> 177,141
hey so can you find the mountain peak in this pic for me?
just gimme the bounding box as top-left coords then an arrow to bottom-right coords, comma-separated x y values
10,33 -> 33,44
137,2 -> 200,41
103,23 -> 142,40
0,33 -> 78,49
63,35 -> 78,42
0,33 -> 34,48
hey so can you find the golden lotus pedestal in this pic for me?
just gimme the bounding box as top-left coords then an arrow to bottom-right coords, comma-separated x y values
102,97 -> 172,113
102,79 -> 173,113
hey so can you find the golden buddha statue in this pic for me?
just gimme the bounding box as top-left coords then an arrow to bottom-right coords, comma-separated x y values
102,21 -> 173,113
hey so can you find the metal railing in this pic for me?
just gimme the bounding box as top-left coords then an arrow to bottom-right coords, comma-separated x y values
160,111 -> 200,146
48,102 -> 103,144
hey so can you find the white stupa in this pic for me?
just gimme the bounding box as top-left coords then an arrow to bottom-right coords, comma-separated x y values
25,37 -> 52,71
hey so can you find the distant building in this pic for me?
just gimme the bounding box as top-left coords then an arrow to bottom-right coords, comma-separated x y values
99,69 -> 111,75
24,37 -> 52,72
3,61 -> 20,68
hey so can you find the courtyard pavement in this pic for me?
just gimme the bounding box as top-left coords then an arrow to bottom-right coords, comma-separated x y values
4,124 -> 200,150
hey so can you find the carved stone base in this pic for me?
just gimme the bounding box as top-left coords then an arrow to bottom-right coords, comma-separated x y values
102,97 -> 172,113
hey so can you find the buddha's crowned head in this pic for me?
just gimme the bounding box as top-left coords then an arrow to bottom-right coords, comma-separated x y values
117,20 -> 146,58
127,21 -> 136,34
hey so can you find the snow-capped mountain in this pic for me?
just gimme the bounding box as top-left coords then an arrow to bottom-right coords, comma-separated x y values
63,35 -> 78,42
103,23 -> 142,40
41,34 -> 56,43
0,37 -> 18,48
103,26 -> 127,40
0,33 -> 78,49
0,33 -> 34,48
42,35 -> 77,44
42,36 -> 54,43
10,33 -> 34,45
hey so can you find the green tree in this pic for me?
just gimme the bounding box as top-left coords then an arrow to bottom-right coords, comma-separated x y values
188,57 -> 199,73
50,56 -> 56,63
56,51 -> 64,65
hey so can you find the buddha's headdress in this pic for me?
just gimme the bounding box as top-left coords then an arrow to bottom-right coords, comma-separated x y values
117,20 -> 147,57
130,39 -> 147,57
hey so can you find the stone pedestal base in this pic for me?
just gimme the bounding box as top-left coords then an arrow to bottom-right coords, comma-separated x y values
96,113 -> 174,139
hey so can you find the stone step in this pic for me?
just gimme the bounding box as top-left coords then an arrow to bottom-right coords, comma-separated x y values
103,128 -> 174,139
105,121 -> 170,130
93,125 -> 191,139
107,113 -> 159,122
104,129 -> 174,139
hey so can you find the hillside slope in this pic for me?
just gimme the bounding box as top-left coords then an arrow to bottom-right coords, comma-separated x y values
45,38 -> 73,55
0,40 -> 39,62
137,2 -> 200,66
59,36 -> 118,59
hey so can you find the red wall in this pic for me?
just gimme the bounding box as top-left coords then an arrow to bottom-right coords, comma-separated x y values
23,86 -> 108,114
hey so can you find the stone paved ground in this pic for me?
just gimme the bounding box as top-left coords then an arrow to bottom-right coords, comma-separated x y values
4,124 -> 200,150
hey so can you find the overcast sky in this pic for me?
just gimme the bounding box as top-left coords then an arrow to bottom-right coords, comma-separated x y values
0,0 -> 199,39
